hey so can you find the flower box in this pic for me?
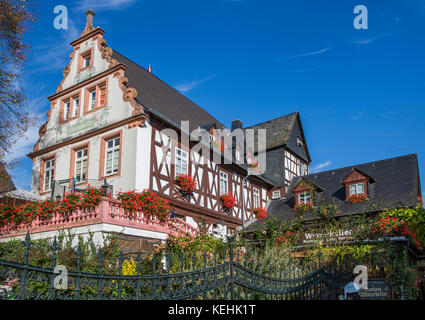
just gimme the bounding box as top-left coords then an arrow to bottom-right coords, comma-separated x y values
294,201 -> 313,214
346,193 -> 368,204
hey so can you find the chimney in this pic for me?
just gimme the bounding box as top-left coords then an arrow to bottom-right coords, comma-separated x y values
81,9 -> 96,36
231,119 -> 243,131
148,64 -> 152,73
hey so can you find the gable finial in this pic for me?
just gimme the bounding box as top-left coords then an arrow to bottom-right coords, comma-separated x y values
81,9 -> 96,36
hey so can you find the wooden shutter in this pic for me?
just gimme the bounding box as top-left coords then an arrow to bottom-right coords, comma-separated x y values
99,85 -> 106,107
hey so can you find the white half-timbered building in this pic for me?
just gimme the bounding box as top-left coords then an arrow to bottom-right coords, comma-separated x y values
24,11 -> 311,243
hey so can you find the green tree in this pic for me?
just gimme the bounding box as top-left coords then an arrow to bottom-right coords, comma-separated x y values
0,0 -> 37,169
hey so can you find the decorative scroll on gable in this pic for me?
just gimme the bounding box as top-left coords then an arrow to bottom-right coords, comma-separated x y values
33,101 -> 56,153
113,70 -> 146,128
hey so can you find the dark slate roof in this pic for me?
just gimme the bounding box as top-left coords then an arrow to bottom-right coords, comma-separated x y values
111,50 -> 306,188
243,112 -> 311,163
245,154 -> 421,231
244,112 -> 297,150
0,163 -> 16,194
112,50 -> 226,131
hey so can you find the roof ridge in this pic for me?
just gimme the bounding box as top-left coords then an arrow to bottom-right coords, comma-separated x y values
306,153 -> 417,177
112,49 -> 228,130
244,111 -> 298,129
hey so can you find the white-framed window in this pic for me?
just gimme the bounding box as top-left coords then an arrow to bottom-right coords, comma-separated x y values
89,89 -> 96,111
253,188 -> 260,208
75,147 -> 88,183
43,159 -> 55,192
64,101 -> 70,120
105,137 -> 120,176
297,136 -> 303,146
349,183 -> 365,196
298,191 -> 312,204
219,171 -> 228,195
84,54 -> 91,68
72,97 -> 79,118
300,163 -> 307,176
175,148 -> 188,176
272,190 -> 281,199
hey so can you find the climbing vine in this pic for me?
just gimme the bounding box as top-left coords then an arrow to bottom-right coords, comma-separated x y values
250,200 -> 424,300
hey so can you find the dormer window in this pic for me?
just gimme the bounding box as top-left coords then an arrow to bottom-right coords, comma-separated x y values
292,179 -> 320,206
349,183 -> 364,196
297,136 -> 303,146
298,191 -> 312,204
272,190 -> 281,199
342,168 -> 372,201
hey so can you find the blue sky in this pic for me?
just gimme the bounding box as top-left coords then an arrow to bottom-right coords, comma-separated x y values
7,0 -> 425,197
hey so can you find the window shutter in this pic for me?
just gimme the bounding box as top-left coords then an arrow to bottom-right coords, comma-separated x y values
99,85 -> 106,107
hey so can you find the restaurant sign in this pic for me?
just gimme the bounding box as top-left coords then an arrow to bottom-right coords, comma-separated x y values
359,280 -> 390,300
301,229 -> 354,245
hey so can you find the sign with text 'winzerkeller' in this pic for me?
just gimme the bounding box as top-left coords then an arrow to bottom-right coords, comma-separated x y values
300,229 -> 354,245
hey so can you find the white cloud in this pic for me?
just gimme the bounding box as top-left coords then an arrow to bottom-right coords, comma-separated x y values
75,0 -> 137,11
351,33 -> 392,45
27,20 -> 80,74
351,112 -> 365,121
281,46 -> 333,61
4,95 -> 47,162
175,74 -> 217,93
4,125 -> 40,162
310,160 -> 332,173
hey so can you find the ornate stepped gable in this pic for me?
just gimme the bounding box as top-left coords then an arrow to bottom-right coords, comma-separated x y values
31,10 -> 146,155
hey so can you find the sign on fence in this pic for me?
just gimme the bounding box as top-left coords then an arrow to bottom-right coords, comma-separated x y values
359,280 -> 390,300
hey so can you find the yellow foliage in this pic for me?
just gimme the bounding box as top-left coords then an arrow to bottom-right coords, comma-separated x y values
122,258 -> 137,276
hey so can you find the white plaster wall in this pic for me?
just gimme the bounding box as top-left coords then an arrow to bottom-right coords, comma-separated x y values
39,72 -> 134,152
61,37 -> 109,91
134,120 -> 153,192
32,123 -> 142,196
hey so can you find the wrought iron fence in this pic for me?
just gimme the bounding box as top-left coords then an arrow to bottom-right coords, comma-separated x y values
0,232 -> 353,300
50,179 -> 113,200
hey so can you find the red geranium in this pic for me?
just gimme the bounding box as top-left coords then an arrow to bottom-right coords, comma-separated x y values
346,193 -> 368,204
220,193 -> 237,211
276,231 -> 297,247
174,174 -> 197,194
117,189 -> 170,221
253,207 -> 267,220
371,216 -> 423,250
417,196 -> 424,208
294,201 -> 313,214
